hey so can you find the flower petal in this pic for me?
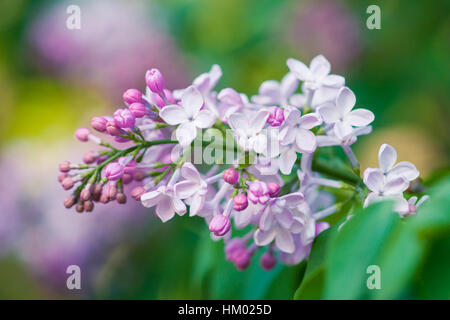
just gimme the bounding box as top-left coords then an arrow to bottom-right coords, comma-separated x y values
174,180 -> 198,199
378,144 -> 397,172
194,109 -> 216,128
389,161 -> 419,181
275,228 -> 295,253
141,190 -> 161,207
336,87 -> 356,115
281,72 -> 300,98
309,55 -> 331,79
181,86 -> 204,119
321,74 -> 345,87
159,105 -> 188,125
279,192 -> 305,207
156,196 -> 175,222
295,128 -> 317,153
181,162 -> 202,183
363,168 -> 385,193
287,58 -> 312,81
300,113 -> 322,129
279,148 -> 297,175
254,228 -> 277,246
318,103 -> 340,123
384,176 -> 409,195
228,113 -> 249,132
346,109 -> 374,126
189,194 -> 204,216
251,110 -> 270,134
176,121 -> 198,146
173,196 -> 187,215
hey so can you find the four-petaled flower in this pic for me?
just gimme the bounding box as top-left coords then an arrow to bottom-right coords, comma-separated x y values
141,186 -> 187,222
377,144 -> 419,181
159,86 -> 216,146
287,55 -> 345,91
318,86 -> 374,139
251,73 -> 299,107
229,110 -> 270,154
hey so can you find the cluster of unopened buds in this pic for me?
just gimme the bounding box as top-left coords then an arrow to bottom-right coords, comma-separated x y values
59,55 -> 428,270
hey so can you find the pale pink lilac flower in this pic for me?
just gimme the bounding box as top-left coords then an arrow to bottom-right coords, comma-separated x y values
252,73 -> 299,107
159,86 -> 216,146
318,87 -> 374,140
174,163 -> 208,216
377,144 -> 420,181
228,110 -> 270,154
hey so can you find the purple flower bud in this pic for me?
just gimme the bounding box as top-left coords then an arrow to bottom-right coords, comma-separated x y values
58,173 -> 67,183
91,117 -> 107,132
260,252 -> 277,271
75,203 -> 84,213
123,88 -> 142,104
224,168 -> 239,185
106,120 -> 122,136
61,177 -> 74,190
163,89 -> 176,104
129,102 -> 147,118
122,174 -> 132,184
105,163 -> 124,181
114,108 -> 136,128
233,249 -> 251,271
104,184 -> 118,200
99,193 -> 109,204
74,128 -> 91,142
209,214 -> 231,236
131,186 -> 146,201
315,221 -> 330,236
225,238 -> 246,261
145,68 -> 165,93
267,107 -> 285,127
59,161 -> 71,173
267,182 -> 281,198
64,196 -> 76,209
233,194 -> 248,211
248,181 -> 270,205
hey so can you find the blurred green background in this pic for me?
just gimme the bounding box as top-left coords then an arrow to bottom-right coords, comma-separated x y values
0,0 -> 448,299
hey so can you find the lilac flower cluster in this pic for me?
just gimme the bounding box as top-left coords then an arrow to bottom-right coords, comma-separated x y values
59,55 -> 427,270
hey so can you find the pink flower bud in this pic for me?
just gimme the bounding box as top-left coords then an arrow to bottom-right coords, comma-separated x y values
83,151 -> 97,164
104,184 -> 117,200
131,186 -> 146,201
100,193 -> 109,204
96,155 -> 108,165
105,163 -> 124,181
267,182 -> 281,198
61,177 -> 74,190
224,168 -> 239,185
114,136 -> 129,143
123,159 -> 137,175
315,221 -> 330,236
122,174 -> 132,184
116,193 -> 127,204
64,196 -> 76,209
260,252 -> 277,271
80,187 -> 91,201
129,102 -> 146,118
133,170 -> 145,181
84,201 -> 94,212
114,108 -> 136,128
146,68 -> 165,93
74,128 -> 91,142
209,214 -> 231,236
267,107 -> 284,127
59,161 -> 71,173
75,203 -> 84,213
233,194 -> 248,211
91,117 -> 107,132
106,121 -> 122,136
233,249 -> 251,271
163,89 -> 176,104
123,88 -> 142,104
58,173 -> 67,183
248,181 -> 270,205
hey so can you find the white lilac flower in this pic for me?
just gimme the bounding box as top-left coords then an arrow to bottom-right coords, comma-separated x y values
174,163 -> 208,216
287,55 -> 345,91
251,73 -> 299,107
377,144 -> 420,181
318,86 -> 374,140
253,193 -> 306,254
159,86 -> 216,146
228,109 -> 270,154
279,108 -> 322,153
290,84 -> 341,110
316,125 -> 372,147
363,168 -> 410,208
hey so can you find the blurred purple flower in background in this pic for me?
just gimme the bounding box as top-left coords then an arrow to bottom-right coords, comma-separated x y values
288,0 -> 362,70
0,142 -> 149,292
28,0 -> 188,93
